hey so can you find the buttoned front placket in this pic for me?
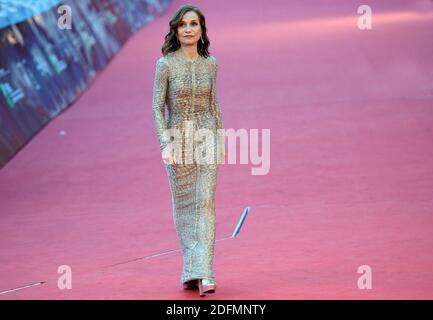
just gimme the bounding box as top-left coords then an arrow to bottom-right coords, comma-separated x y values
184,61 -> 196,165
191,62 -> 196,112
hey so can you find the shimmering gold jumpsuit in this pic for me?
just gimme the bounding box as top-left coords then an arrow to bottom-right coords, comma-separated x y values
151,49 -> 223,285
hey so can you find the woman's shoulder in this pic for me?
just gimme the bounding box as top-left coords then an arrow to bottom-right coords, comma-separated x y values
156,51 -> 182,68
153,58 -> 166,77
207,54 -> 218,65
155,54 -> 169,66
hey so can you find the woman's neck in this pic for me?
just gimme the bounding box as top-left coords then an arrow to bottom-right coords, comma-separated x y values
177,47 -> 199,61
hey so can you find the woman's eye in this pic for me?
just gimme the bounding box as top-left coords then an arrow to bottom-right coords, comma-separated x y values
180,22 -> 198,27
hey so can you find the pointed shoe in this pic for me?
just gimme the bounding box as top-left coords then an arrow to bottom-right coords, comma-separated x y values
198,279 -> 216,297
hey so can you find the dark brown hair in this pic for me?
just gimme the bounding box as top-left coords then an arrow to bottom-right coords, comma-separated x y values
161,4 -> 210,57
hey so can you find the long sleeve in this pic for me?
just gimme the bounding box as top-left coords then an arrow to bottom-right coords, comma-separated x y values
152,57 -> 170,152
210,58 -> 224,130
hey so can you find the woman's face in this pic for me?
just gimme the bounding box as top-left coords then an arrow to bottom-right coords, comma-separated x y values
177,11 -> 202,46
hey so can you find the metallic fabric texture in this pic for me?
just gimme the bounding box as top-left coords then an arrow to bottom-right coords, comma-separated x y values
151,49 -> 223,285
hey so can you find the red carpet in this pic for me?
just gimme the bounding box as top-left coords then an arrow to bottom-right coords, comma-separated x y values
1,0 -> 433,299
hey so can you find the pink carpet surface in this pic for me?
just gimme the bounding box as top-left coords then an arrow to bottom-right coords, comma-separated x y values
1,0 -> 433,299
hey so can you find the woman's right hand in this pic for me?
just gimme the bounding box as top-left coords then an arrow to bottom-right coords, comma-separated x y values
162,146 -> 176,165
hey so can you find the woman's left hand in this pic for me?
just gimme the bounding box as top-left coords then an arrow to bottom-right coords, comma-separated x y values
218,148 -> 226,164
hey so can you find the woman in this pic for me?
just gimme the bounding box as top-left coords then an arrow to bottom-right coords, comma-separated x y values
151,4 -> 225,297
